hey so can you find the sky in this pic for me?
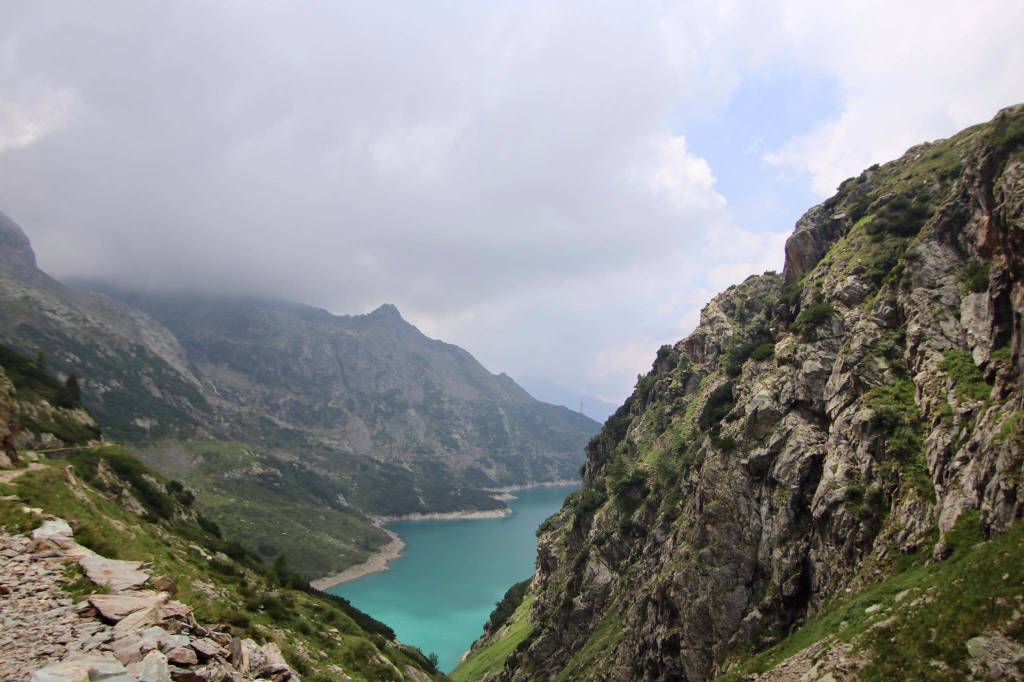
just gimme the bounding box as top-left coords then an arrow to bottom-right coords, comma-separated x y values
0,2 -> 1022,408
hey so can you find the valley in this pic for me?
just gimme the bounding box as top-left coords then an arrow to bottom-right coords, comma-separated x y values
0,5 -> 1021,679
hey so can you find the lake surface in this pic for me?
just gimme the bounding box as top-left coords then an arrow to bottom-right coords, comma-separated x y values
329,485 -> 577,672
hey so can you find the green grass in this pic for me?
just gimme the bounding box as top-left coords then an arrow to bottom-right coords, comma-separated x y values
940,350 -> 992,403
719,512 -> 1024,681
451,596 -> 537,681
60,563 -> 110,601
554,610 -> 624,681
792,302 -> 835,340
5,456 -> 443,681
0,496 -> 41,533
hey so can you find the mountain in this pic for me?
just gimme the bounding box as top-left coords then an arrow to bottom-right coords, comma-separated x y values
0,216 -> 598,577
73,286 -> 597,486
0,344 -> 444,681
457,105 -> 1024,680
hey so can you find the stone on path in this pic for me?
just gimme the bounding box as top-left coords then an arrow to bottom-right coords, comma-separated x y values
88,591 -> 169,622
78,553 -> 150,592
29,653 -> 135,682
133,650 -> 172,682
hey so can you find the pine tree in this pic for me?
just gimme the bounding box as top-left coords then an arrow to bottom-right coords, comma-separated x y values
65,374 -> 82,406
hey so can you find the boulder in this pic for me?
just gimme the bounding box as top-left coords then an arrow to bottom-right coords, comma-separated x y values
30,653 -> 135,682
165,647 -> 198,666
189,638 -> 224,660
137,650 -> 172,682
113,605 -> 165,638
89,592 -> 169,622
79,553 -> 150,592
253,641 -> 291,678
966,634 -> 1024,680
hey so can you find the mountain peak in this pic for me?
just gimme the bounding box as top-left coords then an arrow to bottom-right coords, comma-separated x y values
369,303 -> 403,320
0,210 -> 38,276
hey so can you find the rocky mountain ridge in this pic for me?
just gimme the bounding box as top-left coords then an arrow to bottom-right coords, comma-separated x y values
459,104 -> 1024,680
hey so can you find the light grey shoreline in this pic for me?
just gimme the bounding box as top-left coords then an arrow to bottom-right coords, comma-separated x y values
311,480 -> 579,591
310,522 -> 405,591
484,479 -> 581,493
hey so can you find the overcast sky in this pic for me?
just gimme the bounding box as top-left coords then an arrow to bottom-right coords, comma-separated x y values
1,2 -> 1022,406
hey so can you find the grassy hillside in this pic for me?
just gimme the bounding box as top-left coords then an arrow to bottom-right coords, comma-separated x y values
0,447 -> 446,681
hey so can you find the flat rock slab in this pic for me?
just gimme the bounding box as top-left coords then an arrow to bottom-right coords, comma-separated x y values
89,592 -> 169,622
29,653 -> 135,682
79,553 -> 149,591
32,519 -> 73,541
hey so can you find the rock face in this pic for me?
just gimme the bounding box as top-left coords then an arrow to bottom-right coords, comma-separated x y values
495,106 -> 1024,680
85,290 -> 597,487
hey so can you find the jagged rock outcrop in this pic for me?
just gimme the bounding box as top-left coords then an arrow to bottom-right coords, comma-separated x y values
488,105 -> 1024,680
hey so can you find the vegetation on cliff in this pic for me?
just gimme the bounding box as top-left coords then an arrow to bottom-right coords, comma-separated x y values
460,104 -> 1024,680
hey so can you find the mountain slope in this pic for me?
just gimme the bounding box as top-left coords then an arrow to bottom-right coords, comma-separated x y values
0,215 -> 597,577
0,211 -> 212,441
80,288 -> 597,486
0,345 -> 444,681
461,105 -> 1024,680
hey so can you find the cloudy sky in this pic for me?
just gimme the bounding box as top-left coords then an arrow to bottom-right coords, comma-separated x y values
1,2 -> 1022,408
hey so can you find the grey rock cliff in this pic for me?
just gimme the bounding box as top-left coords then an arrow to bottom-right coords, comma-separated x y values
494,105 -> 1024,680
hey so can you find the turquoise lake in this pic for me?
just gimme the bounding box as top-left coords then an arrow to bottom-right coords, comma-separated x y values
329,485 -> 577,672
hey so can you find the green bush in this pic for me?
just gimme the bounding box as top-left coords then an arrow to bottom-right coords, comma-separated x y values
699,382 -> 735,431
792,302 -> 835,340
961,261 -> 990,294
865,379 -> 933,500
0,343 -> 82,408
939,350 -> 991,403
750,342 -> 775,362
485,580 -> 530,634
865,196 -> 932,240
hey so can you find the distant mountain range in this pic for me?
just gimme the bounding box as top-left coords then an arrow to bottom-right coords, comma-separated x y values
0,211 -> 598,576
515,375 -> 618,423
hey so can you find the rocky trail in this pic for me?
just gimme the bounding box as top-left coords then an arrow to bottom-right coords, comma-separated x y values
0,470 -> 301,682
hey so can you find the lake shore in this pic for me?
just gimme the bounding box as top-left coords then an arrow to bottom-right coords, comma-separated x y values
312,488 -> 575,591
310,524 -> 406,591
374,507 -> 512,523
311,507 -> 514,590
484,479 -> 580,493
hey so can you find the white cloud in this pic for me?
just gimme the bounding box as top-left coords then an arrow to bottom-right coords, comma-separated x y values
0,1 -> 1019,405
0,89 -> 75,156
645,134 -> 725,211
762,0 -> 1024,195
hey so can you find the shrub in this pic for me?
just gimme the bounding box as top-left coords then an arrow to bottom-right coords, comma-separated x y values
961,261 -> 991,294
485,580 -> 530,634
865,379 -> 933,500
939,350 -> 991,403
699,382 -> 735,431
792,302 -> 835,340
864,196 -> 932,240
0,343 -> 83,408
750,342 -> 775,362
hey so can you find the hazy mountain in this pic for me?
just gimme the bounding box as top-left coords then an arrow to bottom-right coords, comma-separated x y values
516,374 -> 619,423
76,286 -> 598,486
0,215 -> 599,576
